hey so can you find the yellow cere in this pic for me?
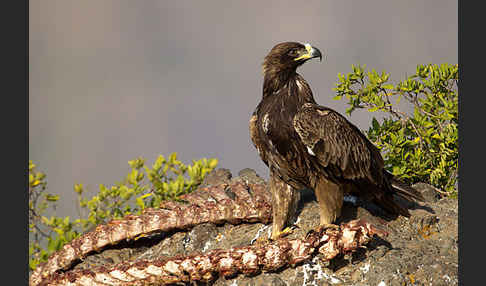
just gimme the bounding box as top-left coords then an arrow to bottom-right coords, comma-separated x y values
294,43 -> 313,61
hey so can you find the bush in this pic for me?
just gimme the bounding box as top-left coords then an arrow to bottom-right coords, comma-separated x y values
333,63 -> 458,196
28,153 -> 218,271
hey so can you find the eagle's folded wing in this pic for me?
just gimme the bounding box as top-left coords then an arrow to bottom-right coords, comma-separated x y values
293,103 -> 384,185
249,113 -> 268,166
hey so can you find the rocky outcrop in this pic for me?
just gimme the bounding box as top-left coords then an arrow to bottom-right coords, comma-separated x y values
35,219 -> 386,286
30,168 -> 458,286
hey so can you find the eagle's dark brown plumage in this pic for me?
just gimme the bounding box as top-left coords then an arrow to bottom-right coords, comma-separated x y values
250,42 -> 424,239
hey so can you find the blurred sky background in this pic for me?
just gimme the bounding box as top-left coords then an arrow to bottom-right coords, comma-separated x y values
29,0 -> 457,218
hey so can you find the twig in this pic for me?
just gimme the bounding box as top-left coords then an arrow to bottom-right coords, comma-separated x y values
380,88 -> 425,149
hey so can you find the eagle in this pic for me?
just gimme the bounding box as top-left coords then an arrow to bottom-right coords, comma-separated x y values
250,42 -> 424,239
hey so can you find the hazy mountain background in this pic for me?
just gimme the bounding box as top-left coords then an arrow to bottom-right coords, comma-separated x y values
29,0 -> 457,218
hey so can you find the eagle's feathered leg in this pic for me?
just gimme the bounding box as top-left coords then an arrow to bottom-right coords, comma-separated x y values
314,176 -> 344,229
269,172 -> 300,240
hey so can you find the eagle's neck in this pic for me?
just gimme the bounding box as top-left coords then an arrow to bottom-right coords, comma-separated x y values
262,70 -> 316,105
263,69 -> 292,95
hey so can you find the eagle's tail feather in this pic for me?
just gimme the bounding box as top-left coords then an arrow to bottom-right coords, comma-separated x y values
374,193 -> 411,217
388,175 -> 425,203
371,171 -> 425,217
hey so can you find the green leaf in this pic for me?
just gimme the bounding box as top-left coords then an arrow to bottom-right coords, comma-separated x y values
45,194 -> 59,202
368,106 -> 380,112
371,117 -> 379,130
74,184 -> 84,194
432,133 -> 441,140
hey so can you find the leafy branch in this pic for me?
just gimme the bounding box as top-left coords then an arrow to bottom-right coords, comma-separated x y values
29,153 -> 218,271
333,63 -> 458,196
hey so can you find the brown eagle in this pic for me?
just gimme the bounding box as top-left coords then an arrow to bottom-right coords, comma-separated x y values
250,42 -> 424,239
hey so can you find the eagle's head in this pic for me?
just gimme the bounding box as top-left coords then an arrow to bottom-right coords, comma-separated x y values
262,42 -> 322,76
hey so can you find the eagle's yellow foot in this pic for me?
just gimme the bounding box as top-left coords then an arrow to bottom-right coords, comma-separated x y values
270,226 -> 294,241
278,226 -> 294,237
134,233 -> 148,241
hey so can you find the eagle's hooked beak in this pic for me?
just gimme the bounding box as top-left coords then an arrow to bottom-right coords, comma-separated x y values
294,43 -> 322,62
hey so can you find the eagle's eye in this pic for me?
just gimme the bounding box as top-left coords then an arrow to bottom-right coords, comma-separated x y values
288,48 -> 299,57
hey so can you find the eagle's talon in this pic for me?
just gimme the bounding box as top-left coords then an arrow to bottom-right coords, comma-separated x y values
279,226 -> 294,237
255,226 -> 294,245
271,226 -> 294,240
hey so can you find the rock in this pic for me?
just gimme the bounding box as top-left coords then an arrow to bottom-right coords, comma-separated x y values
234,168 -> 267,185
413,182 -> 441,203
201,168 -> 233,187
69,170 -> 458,285
184,223 -> 219,253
